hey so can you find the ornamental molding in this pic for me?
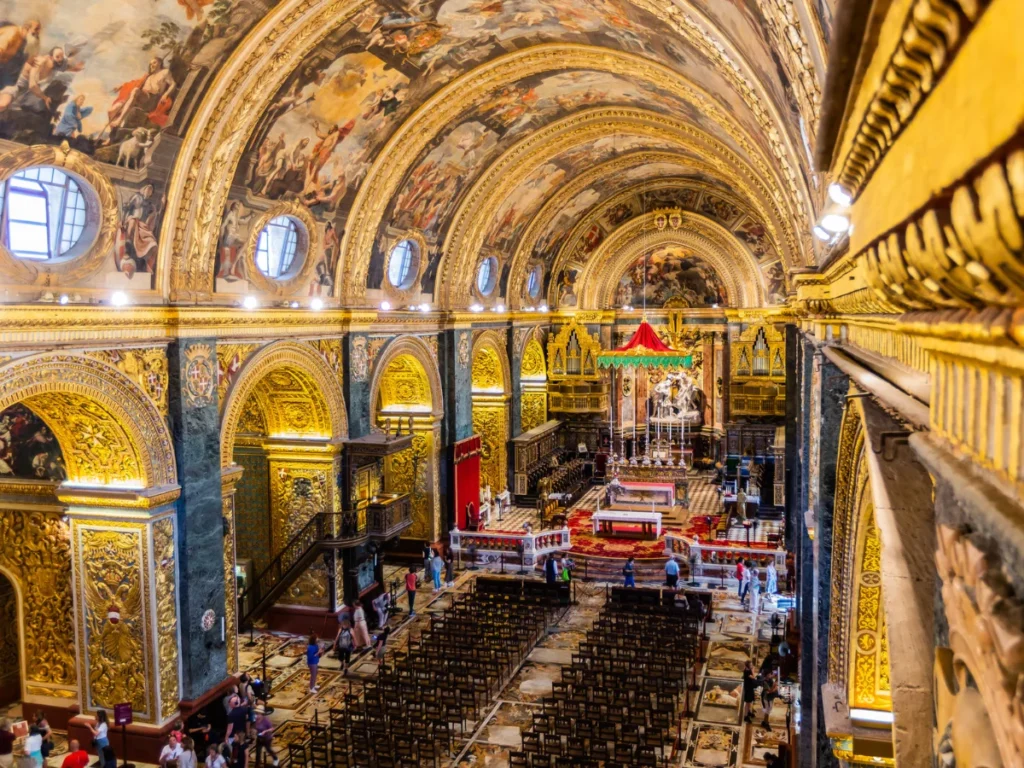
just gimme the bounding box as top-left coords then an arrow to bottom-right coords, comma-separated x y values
367,335 -> 445,420
575,209 -> 766,309
834,0 -> 991,196
242,201 -> 322,298
471,329 -> 512,394
436,107 -> 787,309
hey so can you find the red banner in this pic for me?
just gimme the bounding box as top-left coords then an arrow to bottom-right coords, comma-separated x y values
453,435 -> 482,530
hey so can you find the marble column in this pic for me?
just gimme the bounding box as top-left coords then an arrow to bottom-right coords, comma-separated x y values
345,333 -> 371,439
167,339 -> 228,699
509,326 -> 524,440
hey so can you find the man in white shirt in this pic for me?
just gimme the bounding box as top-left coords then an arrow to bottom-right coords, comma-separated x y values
159,735 -> 182,767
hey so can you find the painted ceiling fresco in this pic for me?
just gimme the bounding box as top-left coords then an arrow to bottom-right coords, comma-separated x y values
614,246 -> 728,309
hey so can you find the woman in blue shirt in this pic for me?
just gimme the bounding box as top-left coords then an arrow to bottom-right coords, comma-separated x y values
623,557 -> 636,587
306,634 -> 321,693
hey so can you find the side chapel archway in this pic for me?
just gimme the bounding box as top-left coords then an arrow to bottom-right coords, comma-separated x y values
369,337 -> 444,543
472,331 -> 512,495
519,333 -> 548,433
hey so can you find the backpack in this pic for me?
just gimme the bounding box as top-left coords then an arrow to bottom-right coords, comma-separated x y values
337,629 -> 353,650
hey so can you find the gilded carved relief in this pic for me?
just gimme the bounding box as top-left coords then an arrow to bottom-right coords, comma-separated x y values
85,349 -> 169,418
152,517 -> 180,721
472,347 -> 504,391
473,404 -> 508,495
0,509 -> 76,697
217,344 -> 261,412
520,392 -> 548,433
385,430 -> 433,541
182,343 -> 217,410
520,339 -> 547,379
78,526 -> 150,716
269,462 -> 332,607
851,505 -> 891,710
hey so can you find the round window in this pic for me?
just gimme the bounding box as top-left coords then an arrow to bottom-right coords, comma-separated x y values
476,256 -> 498,296
255,215 -> 303,279
0,166 -> 91,260
526,264 -> 542,299
387,239 -> 420,291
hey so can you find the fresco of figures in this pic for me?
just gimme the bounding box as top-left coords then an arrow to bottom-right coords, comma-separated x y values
0,0 -> 277,162
0,403 -> 66,481
614,246 -> 727,308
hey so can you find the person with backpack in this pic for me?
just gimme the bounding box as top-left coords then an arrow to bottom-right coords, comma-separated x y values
623,557 -> 636,587
333,621 -> 354,675
405,565 -> 418,616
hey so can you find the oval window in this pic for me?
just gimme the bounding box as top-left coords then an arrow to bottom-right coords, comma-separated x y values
476,256 -> 497,296
387,239 -> 420,290
0,166 -> 90,260
255,215 -> 302,279
526,264 -> 542,299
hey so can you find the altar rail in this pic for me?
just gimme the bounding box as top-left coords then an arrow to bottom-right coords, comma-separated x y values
450,526 -> 571,567
664,533 -> 786,584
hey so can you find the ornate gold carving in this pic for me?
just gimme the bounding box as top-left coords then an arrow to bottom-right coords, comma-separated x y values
368,337 -> 388,371
269,459 -> 332,607
384,429 -> 433,541
0,577 -> 17,692
472,403 -> 508,494
242,202 -> 322,297
472,346 -> 504,391
0,509 -> 76,695
376,355 -> 433,410
730,324 -> 786,417
548,318 -> 601,381
935,523 -> 1024,766
85,349 -> 169,418
458,332 -> 470,368
221,481 -> 239,675
152,517 -> 180,720
220,341 -> 348,466
351,337 -> 369,382
77,524 -> 150,716
835,0 -> 990,197
0,144 -> 119,288
521,339 -> 547,379
850,505 -> 891,710
520,391 -> 547,434
309,339 -> 343,380
0,353 -> 177,489
217,344 -> 261,412
754,0 -> 821,136
862,149 -> 1024,310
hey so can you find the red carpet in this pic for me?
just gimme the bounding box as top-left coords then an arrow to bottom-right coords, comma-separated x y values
566,508 -> 672,560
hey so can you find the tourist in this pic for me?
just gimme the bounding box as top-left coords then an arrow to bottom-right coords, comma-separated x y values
60,740 -> 89,768
186,708 -> 211,757
735,559 -> 746,598
207,745 -> 227,768
544,554 -> 558,584
352,600 -> 372,650
623,556 -> 636,587
178,738 -> 197,768
101,747 -> 117,768
445,553 -> 456,588
749,570 -> 762,614
337,601 -> 352,628
761,673 -> 781,727
422,542 -> 433,577
371,591 -> 390,628
89,710 -> 110,758
238,674 -> 255,708
373,625 -> 392,664
333,621 -> 354,674
24,726 -> 42,768
765,560 -> 778,596
431,550 -> 444,592
170,719 -> 186,744
742,661 -> 757,723
674,591 -> 689,611
405,565 -> 418,616
253,712 -> 278,767
34,714 -> 52,761
306,633 -> 321,693
665,557 -> 680,588
763,753 -> 781,768
0,719 -> 13,768
158,735 -> 182,768
561,556 -> 574,582
222,685 -> 240,714
224,698 -> 250,746
759,649 -> 778,680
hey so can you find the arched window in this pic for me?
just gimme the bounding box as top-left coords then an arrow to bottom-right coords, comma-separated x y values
477,256 -> 497,296
387,239 -> 420,290
0,167 -> 87,260
255,215 -> 300,278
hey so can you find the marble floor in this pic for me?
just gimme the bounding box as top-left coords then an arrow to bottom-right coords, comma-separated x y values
241,573 -> 796,767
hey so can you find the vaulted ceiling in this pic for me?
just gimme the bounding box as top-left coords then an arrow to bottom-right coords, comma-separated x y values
0,0 -> 832,308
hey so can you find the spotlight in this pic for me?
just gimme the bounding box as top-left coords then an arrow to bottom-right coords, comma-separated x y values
526,306 -> 535,311
813,225 -> 832,242
470,303 -> 484,312
311,298 -> 324,311
290,301 -> 299,308
820,213 -> 850,234
828,183 -> 853,207
712,303 -> 719,309
420,303 -> 431,312
59,294 -> 69,305
495,304 -> 505,312
539,304 -> 549,312
243,295 -> 258,310
379,300 -> 391,311
110,291 -> 129,307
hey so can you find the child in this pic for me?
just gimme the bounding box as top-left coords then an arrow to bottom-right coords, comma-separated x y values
333,622 -> 354,675
306,633 -> 321,693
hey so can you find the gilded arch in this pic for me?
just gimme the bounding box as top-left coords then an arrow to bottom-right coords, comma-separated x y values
575,211 -> 766,309
220,341 -> 349,467
0,353 -> 177,489
368,336 -> 445,419
472,331 -> 512,394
